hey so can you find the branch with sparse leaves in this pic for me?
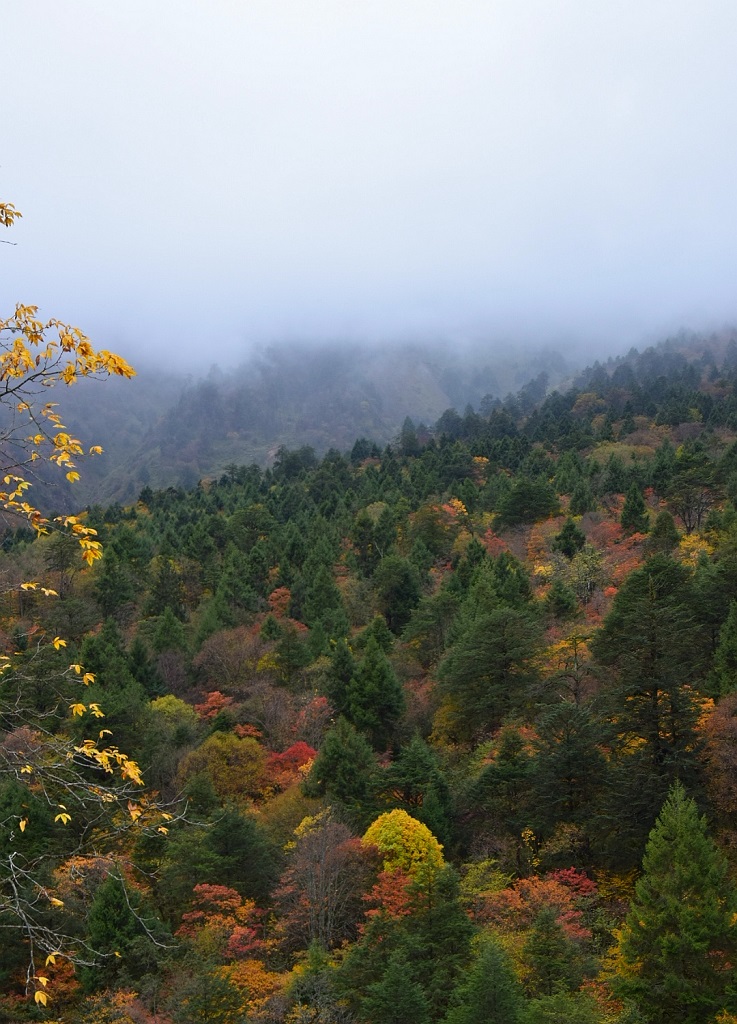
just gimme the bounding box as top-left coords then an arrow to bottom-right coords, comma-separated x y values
0,198 -> 174,1007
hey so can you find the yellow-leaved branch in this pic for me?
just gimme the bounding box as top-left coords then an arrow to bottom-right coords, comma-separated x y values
0,199 -> 174,1004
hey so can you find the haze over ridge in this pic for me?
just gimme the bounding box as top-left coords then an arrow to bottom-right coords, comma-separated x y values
2,2 -> 736,365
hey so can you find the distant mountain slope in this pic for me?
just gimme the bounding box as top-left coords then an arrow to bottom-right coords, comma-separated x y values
33,328 -> 737,513
44,340 -> 572,509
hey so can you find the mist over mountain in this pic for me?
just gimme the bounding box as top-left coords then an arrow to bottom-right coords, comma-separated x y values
35,340 -> 565,508
26,327 -> 734,515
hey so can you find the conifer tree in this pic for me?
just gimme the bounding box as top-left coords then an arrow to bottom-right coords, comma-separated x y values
346,637 -> 405,749
613,783 -> 737,1023
591,555 -> 704,856
523,906 -> 584,997
443,935 -> 522,1024
362,950 -> 431,1024
569,479 -> 595,516
620,484 -> 649,534
713,600 -> 737,695
644,509 -> 680,556
324,639 -> 356,717
304,717 -> 377,824
551,518 -> 586,559
438,607 -> 540,741
544,578 -> 578,619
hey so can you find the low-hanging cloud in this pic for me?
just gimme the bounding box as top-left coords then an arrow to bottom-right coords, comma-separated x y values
3,1 -> 737,365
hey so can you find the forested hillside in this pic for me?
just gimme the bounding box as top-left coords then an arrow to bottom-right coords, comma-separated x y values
6,334 -> 737,1022
34,341 -> 571,511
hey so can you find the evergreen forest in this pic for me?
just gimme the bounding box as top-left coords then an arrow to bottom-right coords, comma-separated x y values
6,328 -> 737,1023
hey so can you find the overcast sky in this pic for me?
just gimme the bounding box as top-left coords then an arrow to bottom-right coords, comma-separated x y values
3,1 -> 737,365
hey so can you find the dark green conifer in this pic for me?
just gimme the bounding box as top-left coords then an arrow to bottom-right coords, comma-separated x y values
551,518 -> 586,559
544,578 -> 577,619
324,638 -> 356,716
362,951 -> 431,1024
620,484 -> 649,534
614,784 -> 737,1023
644,509 -> 679,555
713,600 -> 737,695
346,637 -> 405,749
523,907 -> 584,997
443,935 -> 522,1024
569,479 -> 595,516
303,717 -> 377,824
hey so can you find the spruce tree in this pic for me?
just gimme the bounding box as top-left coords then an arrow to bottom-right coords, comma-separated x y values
303,717 -> 377,824
551,518 -> 586,559
544,578 -> 577,619
438,607 -> 540,741
444,935 -> 522,1024
523,906 -> 584,997
713,600 -> 737,695
569,479 -> 595,516
362,950 -> 431,1024
324,638 -> 356,716
620,484 -> 649,534
644,509 -> 680,556
613,783 -> 737,1023
591,555 -> 704,858
346,636 -> 405,749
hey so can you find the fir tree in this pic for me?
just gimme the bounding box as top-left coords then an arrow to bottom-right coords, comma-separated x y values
346,636 -> 406,749
303,717 -> 377,824
644,509 -> 680,556
569,479 -> 595,516
620,484 -> 649,534
324,638 -> 356,717
444,935 -> 522,1024
362,950 -> 431,1024
613,783 -> 737,1023
523,906 -> 584,997
712,599 -> 737,695
544,578 -> 578,619
438,607 -> 540,741
551,518 -> 586,559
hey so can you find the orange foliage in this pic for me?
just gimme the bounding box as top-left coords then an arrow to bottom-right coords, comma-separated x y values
177,883 -> 264,961
268,586 -> 292,618
292,695 -> 333,748
194,690 -> 234,721
220,959 -> 285,1016
480,529 -> 509,558
474,871 -> 596,941
361,867 -> 414,927
266,742 -> 317,791
700,693 -> 737,846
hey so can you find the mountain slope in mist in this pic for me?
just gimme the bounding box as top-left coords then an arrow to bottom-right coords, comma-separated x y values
46,341 -> 571,509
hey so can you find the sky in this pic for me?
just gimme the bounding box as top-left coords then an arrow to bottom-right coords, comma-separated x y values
3,1 -> 737,366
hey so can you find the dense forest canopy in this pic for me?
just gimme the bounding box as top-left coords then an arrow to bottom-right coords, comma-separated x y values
4,313 -> 737,1021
